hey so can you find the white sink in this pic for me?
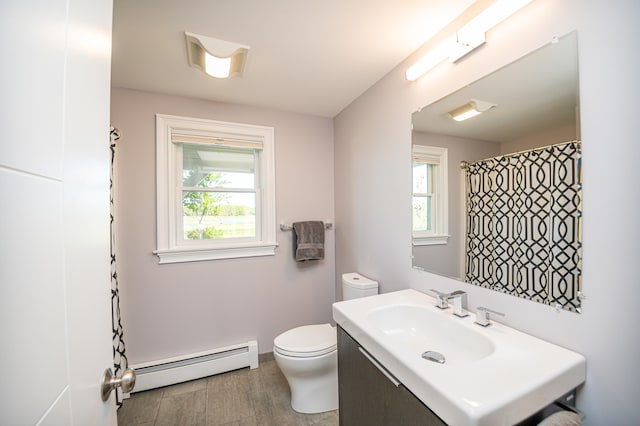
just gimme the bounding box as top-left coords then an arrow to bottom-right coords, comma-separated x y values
333,289 -> 586,426
368,304 -> 495,365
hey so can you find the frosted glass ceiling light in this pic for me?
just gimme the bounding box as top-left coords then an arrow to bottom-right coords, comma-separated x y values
406,0 -> 535,81
448,99 -> 497,122
185,32 -> 249,79
204,54 -> 233,79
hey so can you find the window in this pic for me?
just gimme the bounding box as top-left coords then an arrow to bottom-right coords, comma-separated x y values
155,114 -> 276,263
412,145 -> 448,245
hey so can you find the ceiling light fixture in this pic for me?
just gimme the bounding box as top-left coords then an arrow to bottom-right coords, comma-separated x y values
185,32 -> 249,79
405,0 -> 534,81
448,99 -> 497,122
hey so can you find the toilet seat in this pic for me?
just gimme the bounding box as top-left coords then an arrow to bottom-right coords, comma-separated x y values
274,324 -> 337,358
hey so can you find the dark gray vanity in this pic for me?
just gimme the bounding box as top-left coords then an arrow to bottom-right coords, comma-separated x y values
338,326 -> 446,425
338,325 -> 583,426
333,290 -> 585,425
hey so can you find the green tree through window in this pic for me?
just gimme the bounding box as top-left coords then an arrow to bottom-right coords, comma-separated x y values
182,172 -> 229,240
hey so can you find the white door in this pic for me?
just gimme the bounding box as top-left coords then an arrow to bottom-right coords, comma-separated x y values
1,0 -> 117,424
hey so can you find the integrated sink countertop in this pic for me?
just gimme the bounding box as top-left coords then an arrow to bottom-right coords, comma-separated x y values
332,289 -> 586,426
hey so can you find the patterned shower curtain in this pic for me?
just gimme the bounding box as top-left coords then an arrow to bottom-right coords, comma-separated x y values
110,127 -> 128,406
464,141 -> 582,312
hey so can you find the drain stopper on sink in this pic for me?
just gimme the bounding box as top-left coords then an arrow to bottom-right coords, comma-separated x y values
422,351 -> 446,364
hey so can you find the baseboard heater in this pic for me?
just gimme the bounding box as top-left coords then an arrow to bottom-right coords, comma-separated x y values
129,340 -> 258,393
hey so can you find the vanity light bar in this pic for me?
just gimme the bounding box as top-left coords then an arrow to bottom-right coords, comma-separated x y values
458,0 -> 534,43
405,35 -> 456,82
405,0 -> 535,81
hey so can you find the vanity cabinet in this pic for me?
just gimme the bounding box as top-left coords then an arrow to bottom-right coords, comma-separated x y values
338,326 -> 446,426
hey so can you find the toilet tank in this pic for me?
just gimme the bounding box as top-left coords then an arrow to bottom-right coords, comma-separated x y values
342,273 -> 378,301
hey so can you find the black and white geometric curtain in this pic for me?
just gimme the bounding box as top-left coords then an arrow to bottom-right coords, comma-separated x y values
464,141 -> 582,312
110,127 -> 128,406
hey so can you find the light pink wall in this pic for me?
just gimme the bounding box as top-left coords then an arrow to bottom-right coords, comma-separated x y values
111,88 -> 335,363
334,0 -> 640,423
501,122 -> 578,155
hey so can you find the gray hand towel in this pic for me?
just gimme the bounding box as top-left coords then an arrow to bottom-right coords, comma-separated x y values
293,221 -> 325,261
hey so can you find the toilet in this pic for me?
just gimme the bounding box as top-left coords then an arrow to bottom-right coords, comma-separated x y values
273,272 -> 378,414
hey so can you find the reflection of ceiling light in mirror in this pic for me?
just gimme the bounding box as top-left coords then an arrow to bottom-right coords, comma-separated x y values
448,99 -> 497,122
406,0 -> 535,81
185,32 -> 249,79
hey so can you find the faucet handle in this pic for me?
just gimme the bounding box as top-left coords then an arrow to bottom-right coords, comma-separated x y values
429,289 -> 449,309
475,306 -> 505,327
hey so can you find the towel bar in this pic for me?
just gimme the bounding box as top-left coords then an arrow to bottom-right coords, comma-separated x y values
280,223 -> 333,231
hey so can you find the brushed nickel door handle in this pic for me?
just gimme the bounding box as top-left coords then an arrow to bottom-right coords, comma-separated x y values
101,368 -> 136,401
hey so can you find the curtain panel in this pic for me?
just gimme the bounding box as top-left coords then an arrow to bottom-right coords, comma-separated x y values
110,126 -> 128,406
464,141 -> 582,312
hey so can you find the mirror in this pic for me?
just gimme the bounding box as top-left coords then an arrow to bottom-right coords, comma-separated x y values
412,32 -> 581,311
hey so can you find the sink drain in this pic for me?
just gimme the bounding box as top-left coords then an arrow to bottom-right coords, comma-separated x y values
422,351 -> 445,364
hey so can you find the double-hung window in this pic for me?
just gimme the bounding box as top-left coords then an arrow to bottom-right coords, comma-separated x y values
412,145 -> 449,245
155,114 -> 276,263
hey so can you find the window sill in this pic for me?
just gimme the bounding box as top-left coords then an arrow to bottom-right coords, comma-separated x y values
412,234 -> 450,246
154,242 -> 278,264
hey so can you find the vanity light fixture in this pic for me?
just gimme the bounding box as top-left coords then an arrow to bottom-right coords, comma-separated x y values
447,99 -> 497,122
185,32 -> 249,79
405,35 -> 457,82
405,0 -> 534,81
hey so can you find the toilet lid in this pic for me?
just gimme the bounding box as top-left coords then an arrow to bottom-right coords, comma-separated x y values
274,324 -> 337,358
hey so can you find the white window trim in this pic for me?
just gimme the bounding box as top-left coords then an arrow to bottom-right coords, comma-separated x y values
412,145 -> 449,246
154,114 -> 277,263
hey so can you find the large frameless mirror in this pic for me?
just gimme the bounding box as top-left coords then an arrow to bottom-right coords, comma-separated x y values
411,32 -> 583,313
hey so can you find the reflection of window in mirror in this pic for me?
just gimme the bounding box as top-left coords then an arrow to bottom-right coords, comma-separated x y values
412,145 -> 448,245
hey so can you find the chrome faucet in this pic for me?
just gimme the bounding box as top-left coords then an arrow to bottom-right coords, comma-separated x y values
429,289 -> 469,317
475,307 -> 505,327
446,291 -> 469,318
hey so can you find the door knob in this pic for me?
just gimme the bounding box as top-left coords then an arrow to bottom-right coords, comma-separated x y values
101,367 -> 136,401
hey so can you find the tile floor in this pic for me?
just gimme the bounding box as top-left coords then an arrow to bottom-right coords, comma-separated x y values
117,353 -> 339,426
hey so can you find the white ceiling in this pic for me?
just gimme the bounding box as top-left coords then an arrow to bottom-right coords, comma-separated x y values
111,0 -> 476,118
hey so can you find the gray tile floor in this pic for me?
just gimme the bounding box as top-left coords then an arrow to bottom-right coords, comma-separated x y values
117,353 -> 339,426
